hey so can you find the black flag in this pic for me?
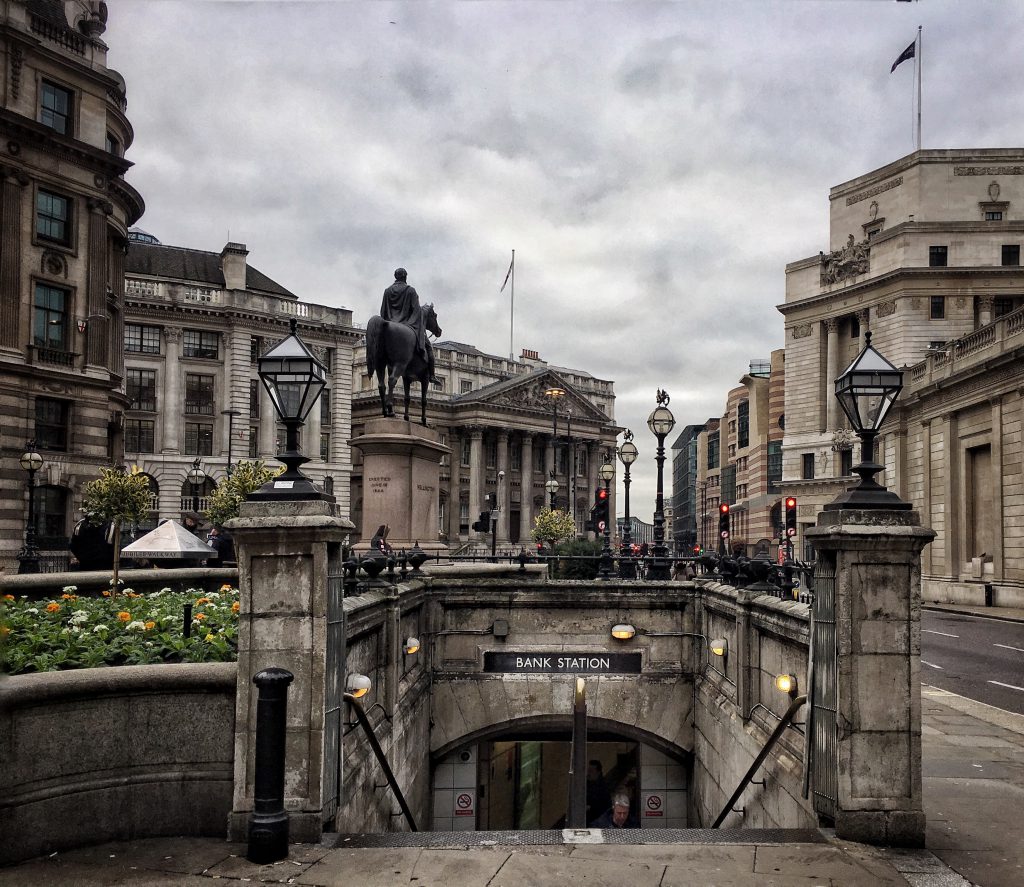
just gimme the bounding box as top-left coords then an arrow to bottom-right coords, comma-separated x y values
890,40 -> 915,73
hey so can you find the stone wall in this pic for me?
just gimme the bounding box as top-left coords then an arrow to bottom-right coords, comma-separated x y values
0,566 -> 239,600
690,581 -> 816,829
0,663 -> 236,866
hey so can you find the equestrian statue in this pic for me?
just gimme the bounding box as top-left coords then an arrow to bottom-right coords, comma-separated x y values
366,267 -> 442,426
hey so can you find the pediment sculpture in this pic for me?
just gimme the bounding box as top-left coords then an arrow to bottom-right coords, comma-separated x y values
821,234 -> 870,286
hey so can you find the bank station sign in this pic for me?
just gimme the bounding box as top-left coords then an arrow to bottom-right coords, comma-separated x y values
484,651 -> 642,674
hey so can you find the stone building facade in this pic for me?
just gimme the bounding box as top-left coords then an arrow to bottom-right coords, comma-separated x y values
122,234 -> 361,526
691,352 -> 785,555
781,149 -> 1024,603
350,343 -> 618,547
0,1 -> 144,570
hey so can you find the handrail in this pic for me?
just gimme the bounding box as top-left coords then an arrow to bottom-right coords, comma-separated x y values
343,694 -> 418,831
711,694 -> 807,828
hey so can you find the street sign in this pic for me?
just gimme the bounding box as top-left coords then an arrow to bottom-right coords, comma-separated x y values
483,651 -> 642,674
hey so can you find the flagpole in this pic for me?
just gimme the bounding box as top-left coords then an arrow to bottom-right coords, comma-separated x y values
509,249 -> 515,361
916,25 -> 922,151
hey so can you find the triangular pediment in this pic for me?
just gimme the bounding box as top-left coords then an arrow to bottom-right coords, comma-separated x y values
458,370 -> 607,422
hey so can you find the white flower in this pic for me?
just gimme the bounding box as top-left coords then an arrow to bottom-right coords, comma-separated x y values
27,607 -> 39,615
127,620 -> 146,632
93,624 -> 109,633
69,610 -> 90,626
160,587 -> 171,594
62,585 -> 78,595
207,591 -> 221,600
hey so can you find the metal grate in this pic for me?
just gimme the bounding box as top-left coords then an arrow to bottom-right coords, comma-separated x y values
322,571 -> 346,822
810,558 -> 837,820
324,828 -> 827,848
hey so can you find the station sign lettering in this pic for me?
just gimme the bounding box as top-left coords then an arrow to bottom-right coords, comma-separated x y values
483,651 -> 642,674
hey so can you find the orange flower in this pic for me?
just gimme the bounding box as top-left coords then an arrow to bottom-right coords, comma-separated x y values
46,602 -> 60,613
5,594 -> 17,601
231,601 -> 240,613
144,621 -> 156,631
117,611 -> 131,622
1,626 -> 11,636
194,613 -> 207,621
195,597 -> 210,605
220,584 -> 232,592
102,590 -> 111,597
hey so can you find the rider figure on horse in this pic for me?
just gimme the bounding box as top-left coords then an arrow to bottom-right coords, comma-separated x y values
380,268 -> 439,384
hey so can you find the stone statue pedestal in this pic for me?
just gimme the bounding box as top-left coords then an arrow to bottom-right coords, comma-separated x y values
351,418 -> 450,555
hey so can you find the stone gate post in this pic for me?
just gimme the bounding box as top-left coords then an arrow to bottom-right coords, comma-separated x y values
806,507 -> 934,846
226,499 -> 353,842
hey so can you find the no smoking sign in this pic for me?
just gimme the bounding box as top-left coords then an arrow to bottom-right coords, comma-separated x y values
455,792 -> 475,816
644,793 -> 664,817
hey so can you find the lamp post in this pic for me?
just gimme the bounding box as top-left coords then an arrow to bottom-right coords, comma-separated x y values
825,331 -> 910,511
545,474 -> 559,510
618,430 -> 637,579
545,384 -> 566,510
17,441 -> 43,574
647,389 -> 676,580
598,456 -> 615,579
187,458 -> 206,514
222,408 -> 241,475
250,319 -> 332,502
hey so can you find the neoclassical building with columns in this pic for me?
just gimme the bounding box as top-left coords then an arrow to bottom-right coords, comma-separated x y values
780,148 -> 1024,603
121,232 -> 361,526
350,343 -> 618,547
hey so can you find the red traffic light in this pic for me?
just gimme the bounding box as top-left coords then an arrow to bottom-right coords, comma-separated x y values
597,488 -> 608,500
785,497 -> 797,509
719,503 -> 729,514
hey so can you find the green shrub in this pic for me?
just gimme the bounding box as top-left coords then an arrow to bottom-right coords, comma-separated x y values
553,538 -> 603,579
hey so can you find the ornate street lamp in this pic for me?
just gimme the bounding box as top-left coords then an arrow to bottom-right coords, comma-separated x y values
250,319 -> 332,502
647,389 -> 676,580
618,430 -> 638,579
17,441 -> 43,574
545,475 -> 559,510
826,331 -> 910,511
187,457 -> 206,514
598,456 -> 615,579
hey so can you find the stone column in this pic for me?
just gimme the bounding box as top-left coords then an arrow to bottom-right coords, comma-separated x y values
520,433 -> 534,541
0,168 -> 27,352
227,499 -> 354,844
447,429 -> 461,540
259,382 -> 276,457
990,396 -> 1004,580
161,329 -> 182,454
825,318 -> 840,432
469,427 -> 484,536
858,308 -> 870,338
496,432 -> 509,542
587,441 -> 600,525
85,198 -> 111,368
978,296 -> 994,327
805,507 -> 935,847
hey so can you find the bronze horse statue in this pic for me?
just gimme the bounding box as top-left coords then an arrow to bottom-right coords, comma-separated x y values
365,304 -> 442,426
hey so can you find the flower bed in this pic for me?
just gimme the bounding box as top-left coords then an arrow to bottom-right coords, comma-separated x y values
2,584 -> 239,674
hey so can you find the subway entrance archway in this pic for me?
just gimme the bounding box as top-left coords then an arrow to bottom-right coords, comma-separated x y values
431,716 -> 690,831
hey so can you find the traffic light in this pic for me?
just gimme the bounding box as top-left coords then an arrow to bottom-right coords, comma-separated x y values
785,497 -> 797,537
693,544 -> 701,556
719,502 -> 730,539
588,487 -> 609,534
471,510 -> 491,533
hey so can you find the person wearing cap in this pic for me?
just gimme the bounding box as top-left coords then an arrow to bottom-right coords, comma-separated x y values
380,267 -> 438,383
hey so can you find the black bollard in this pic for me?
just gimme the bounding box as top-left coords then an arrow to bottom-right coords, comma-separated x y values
247,667 -> 294,864
183,602 -> 192,639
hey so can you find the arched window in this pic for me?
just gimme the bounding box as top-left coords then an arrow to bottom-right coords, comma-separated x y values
33,484 -> 70,547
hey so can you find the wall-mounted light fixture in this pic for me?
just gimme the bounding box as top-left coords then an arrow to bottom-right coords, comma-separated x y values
774,673 -> 798,697
710,637 -> 728,658
492,619 -> 509,639
345,673 -> 371,699
611,623 -> 636,640
403,637 -> 421,655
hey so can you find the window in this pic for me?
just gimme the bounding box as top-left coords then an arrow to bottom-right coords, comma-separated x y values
33,283 -> 67,350
250,336 -> 262,364
35,398 -> 69,451
486,439 -> 497,470
249,379 -> 260,419
248,426 -> 258,459
274,425 -> 300,453
737,400 -> 749,449
994,298 -> 1016,318
577,446 -> 588,477
124,323 -> 161,354
533,444 -> 545,473
850,314 -> 860,338
840,448 -> 854,477
125,419 -> 155,453
33,485 -> 69,547
320,389 -> 331,424
184,422 -> 214,456
432,376 -> 446,390
720,464 -> 736,506
930,296 -> 945,320
557,447 -> 567,476
126,369 -> 157,411
802,453 -> 816,480
320,433 -> 330,461
460,379 -> 473,394
461,438 -> 471,468
1002,245 -> 1020,266
985,210 -> 1003,221
182,329 -> 219,359
36,190 -> 71,245
707,431 -> 720,470
767,440 -> 782,489
105,131 -> 120,156
185,373 -> 215,415
510,439 -> 521,472
40,80 -> 72,135
929,245 -> 948,267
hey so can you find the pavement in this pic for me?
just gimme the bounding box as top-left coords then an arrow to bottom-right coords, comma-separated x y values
923,602 -> 1024,624
1,604 -> 1020,886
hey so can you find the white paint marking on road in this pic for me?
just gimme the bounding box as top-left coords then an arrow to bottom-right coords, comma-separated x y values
922,629 -> 959,638
988,680 -> 1024,693
921,660 -> 944,670
993,643 -> 1024,654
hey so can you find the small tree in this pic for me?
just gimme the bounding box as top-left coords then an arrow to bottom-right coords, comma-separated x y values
80,466 -> 152,593
204,460 -> 279,527
531,508 -> 576,549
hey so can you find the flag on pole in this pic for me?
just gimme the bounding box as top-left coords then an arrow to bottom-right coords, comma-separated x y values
500,253 -> 514,293
890,39 -> 915,73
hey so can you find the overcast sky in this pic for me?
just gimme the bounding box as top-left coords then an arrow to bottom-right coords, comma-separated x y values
106,0 -> 1024,521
